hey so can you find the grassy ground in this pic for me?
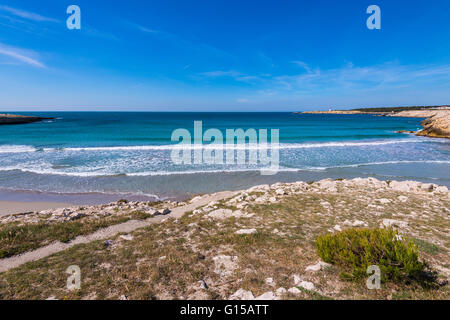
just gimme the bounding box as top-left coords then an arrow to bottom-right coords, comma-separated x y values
0,210 -> 152,259
0,184 -> 448,300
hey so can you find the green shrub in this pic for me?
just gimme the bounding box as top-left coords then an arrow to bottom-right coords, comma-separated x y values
316,228 -> 425,283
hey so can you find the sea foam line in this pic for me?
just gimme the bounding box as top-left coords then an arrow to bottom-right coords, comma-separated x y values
46,139 -> 425,152
1,160 -> 449,177
0,139 -> 432,154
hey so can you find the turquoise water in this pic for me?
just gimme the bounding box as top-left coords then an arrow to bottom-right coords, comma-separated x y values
0,112 -> 449,202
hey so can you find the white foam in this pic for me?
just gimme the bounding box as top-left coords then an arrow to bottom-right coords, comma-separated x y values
1,160 -> 449,177
40,139 -> 425,152
0,145 -> 37,153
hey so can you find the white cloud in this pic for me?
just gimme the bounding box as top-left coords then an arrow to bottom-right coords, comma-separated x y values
0,43 -> 45,68
0,5 -> 59,23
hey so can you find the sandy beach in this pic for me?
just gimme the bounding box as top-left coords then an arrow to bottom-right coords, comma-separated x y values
0,201 -> 71,216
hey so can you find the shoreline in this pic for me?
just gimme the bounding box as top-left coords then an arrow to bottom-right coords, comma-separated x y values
1,176 -> 449,217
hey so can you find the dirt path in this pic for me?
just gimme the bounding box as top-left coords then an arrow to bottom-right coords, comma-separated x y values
0,190 -> 237,273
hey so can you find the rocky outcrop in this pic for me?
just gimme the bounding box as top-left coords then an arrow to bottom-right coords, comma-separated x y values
0,114 -> 53,125
416,111 -> 450,139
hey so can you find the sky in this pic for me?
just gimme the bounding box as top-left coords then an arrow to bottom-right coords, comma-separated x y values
0,0 -> 450,111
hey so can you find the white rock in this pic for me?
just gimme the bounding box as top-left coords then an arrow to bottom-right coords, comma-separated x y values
378,198 -> 391,204
390,180 -> 421,193
298,281 -> 316,291
189,196 -> 203,203
230,289 -> 254,300
119,234 -> 134,241
275,188 -> 286,195
398,195 -> 408,202
293,275 -> 302,285
265,277 -> 275,287
305,260 -> 331,272
269,197 -> 277,203
235,228 -> 257,235
333,225 -> 342,232
382,219 -> 408,229
255,291 -> 278,300
207,209 -> 233,219
435,186 -> 449,194
247,184 -> 270,192
352,220 -> 368,227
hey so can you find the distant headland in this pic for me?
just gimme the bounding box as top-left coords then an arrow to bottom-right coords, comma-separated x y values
0,114 -> 54,125
301,106 -> 450,139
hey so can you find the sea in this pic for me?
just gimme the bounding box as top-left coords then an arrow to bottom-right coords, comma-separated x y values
0,112 -> 449,204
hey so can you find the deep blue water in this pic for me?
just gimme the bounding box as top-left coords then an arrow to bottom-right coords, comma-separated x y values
0,112 -> 449,202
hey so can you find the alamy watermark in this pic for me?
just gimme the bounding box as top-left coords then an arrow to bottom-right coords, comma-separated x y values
66,265 -> 81,290
66,5 -> 81,30
171,121 -> 279,175
367,5 -> 381,30
366,265 -> 381,289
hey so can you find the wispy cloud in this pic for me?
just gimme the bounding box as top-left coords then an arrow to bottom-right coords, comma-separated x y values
197,70 -> 267,84
198,62 -> 450,97
0,5 -> 59,23
292,60 -> 313,73
0,43 -> 45,68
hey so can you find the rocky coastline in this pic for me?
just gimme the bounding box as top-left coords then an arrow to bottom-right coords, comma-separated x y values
302,108 -> 450,139
0,113 -> 53,125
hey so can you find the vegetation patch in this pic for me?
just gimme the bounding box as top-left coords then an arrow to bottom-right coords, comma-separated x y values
316,228 -> 431,284
0,211 -> 152,259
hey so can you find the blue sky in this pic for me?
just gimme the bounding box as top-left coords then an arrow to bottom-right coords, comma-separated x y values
0,0 -> 450,111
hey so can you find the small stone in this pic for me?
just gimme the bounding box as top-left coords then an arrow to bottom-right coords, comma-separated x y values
352,220 -> 367,227
120,234 -> 134,241
255,291 -> 278,300
333,225 -> 342,232
275,188 -> 285,195
382,219 -> 408,229
235,228 -> 257,235
269,197 -> 277,203
230,289 -> 254,300
161,209 -> 171,215
378,198 -> 391,204
265,277 -> 275,287
298,281 -> 315,291
305,260 -> 331,272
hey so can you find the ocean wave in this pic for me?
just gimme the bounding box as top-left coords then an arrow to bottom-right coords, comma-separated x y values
0,139 -> 437,154
0,145 -> 37,153
45,139 -> 426,152
1,160 -> 449,177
